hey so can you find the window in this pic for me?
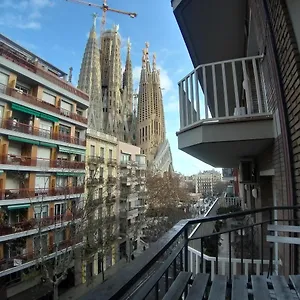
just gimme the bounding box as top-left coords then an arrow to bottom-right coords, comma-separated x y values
42,91 -> 56,106
109,149 -> 112,159
56,176 -> 68,188
90,145 -> 95,156
34,234 -> 48,255
121,153 -> 131,163
34,205 -> 48,219
100,167 -> 104,177
15,83 -> 29,95
100,147 -> 104,157
54,229 -> 65,246
54,203 -> 67,217
61,100 -> 72,112
35,175 -> 50,190
59,125 -> 71,136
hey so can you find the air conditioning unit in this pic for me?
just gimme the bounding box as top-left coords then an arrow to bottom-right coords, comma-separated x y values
239,159 -> 257,183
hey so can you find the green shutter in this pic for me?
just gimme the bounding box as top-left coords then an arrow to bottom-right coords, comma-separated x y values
40,113 -> 59,123
57,172 -> 85,176
40,142 -> 56,148
11,103 -> 41,117
8,135 -> 40,145
7,204 -> 30,210
11,103 -> 58,123
58,146 -> 85,155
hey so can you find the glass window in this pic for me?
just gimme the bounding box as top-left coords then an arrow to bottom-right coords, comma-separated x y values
100,147 -> 104,157
34,205 -> 48,219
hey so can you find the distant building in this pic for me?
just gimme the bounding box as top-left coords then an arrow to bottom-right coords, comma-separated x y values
117,141 -> 147,260
195,171 -> 221,197
85,129 -> 118,283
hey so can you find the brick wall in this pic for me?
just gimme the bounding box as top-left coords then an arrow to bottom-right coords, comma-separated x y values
250,0 -> 300,274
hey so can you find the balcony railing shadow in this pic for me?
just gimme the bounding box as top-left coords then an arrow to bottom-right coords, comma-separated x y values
84,204 -> 299,300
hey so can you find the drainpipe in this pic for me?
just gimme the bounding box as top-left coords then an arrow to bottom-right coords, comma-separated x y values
262,0 -> 297,274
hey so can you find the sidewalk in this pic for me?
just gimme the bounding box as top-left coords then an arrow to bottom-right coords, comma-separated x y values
59,259 -> 128,300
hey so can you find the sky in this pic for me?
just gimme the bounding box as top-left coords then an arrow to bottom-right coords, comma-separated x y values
0,0 -> 215,175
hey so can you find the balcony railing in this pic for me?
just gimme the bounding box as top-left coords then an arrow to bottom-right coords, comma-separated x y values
1,186 -> 84,200
0,118 -> 86,146
0,211 -> 82,236
0,154 -> 85,169
0,237 -> 82,273
219,196 -> 242,207
107,158 -> 117,166
0,42 -> 89,101
86,205 -> 298,299
86,177 -> 104,186
178,55 -> 269,130
107,175 -> 117,184
0,84 -> 88,124
87,155 -> 105,164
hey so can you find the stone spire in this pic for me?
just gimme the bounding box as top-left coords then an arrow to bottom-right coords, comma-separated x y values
78,13 -> 103,131
123,38 -> 133,116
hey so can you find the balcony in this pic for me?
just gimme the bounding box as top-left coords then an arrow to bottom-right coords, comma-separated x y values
84,205 -> 299,299
0,154 -> 85,170
120,175 -> 132,186
86,177 -> 104,186
0,42 -> 89,101
87,155 -> 104,165
107,158 -> 117,167
0,237 -> 82,275
0,84 -> 88,124
177,56 -> 274,168
107,175 -> 117,185
120,160 -> 131,168
0,212 -> 82,237
1,186 -> 84,200
0,118 -> 86,146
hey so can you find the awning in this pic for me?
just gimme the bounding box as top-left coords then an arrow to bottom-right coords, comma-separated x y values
40,113 -> 59,123
12,103 -> 40,117
40,141 -> 57,148
8,135 -> 40,145
57,172 -> 85,176
7,204 -> 30,210
59,146 -> 85,155
11,103 -> 59,123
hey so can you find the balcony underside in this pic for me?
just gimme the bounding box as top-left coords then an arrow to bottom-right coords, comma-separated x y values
177,115 -> 274,168
172,0 -> 246,67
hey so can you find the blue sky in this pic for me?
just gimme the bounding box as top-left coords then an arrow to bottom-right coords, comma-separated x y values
0,0 -> 215,175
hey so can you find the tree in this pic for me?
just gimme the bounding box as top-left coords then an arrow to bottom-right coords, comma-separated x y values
213,180 -> 228,196
142,171 -> 192,243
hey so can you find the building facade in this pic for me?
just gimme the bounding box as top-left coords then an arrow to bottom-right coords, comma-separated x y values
172,0 -> 300,274
195,171 -> 222,197
0,34 -> 88,299
117,141 -> 146,260
136,43 -> 173,170
83,129 -> 118,284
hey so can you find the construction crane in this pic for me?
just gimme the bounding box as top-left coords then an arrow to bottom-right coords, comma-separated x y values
65,0 -> 137,35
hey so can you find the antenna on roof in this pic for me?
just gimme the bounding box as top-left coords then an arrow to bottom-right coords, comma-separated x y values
68,67 -> 73,83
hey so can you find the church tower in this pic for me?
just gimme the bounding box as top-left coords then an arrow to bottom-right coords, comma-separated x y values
77,14 -> 103,131
136,43 -> 165,163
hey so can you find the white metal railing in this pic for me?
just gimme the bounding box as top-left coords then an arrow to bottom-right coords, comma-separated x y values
188,246 -> 281,280
218,196 -> 242,207
178,55 -> 268,129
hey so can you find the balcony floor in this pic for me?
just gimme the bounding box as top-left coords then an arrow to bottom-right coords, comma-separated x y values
163,272 -> 300,300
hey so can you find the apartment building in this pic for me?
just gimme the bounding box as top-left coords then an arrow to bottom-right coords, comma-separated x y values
0,35 -> 88,299
117,141 -> 146,260
83,129 -> 118,284
172,0 -> 300,274
195,171 -> 221,197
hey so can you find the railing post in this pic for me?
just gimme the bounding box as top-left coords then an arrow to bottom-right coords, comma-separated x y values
184,227 -> 189,272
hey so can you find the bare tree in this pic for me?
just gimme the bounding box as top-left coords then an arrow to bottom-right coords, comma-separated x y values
142,171 -> 192,243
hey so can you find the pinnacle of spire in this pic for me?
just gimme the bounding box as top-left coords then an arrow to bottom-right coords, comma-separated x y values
78,14 -> 102,132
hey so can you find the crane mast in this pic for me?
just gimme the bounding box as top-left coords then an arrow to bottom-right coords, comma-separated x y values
65,0 -> 137,35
